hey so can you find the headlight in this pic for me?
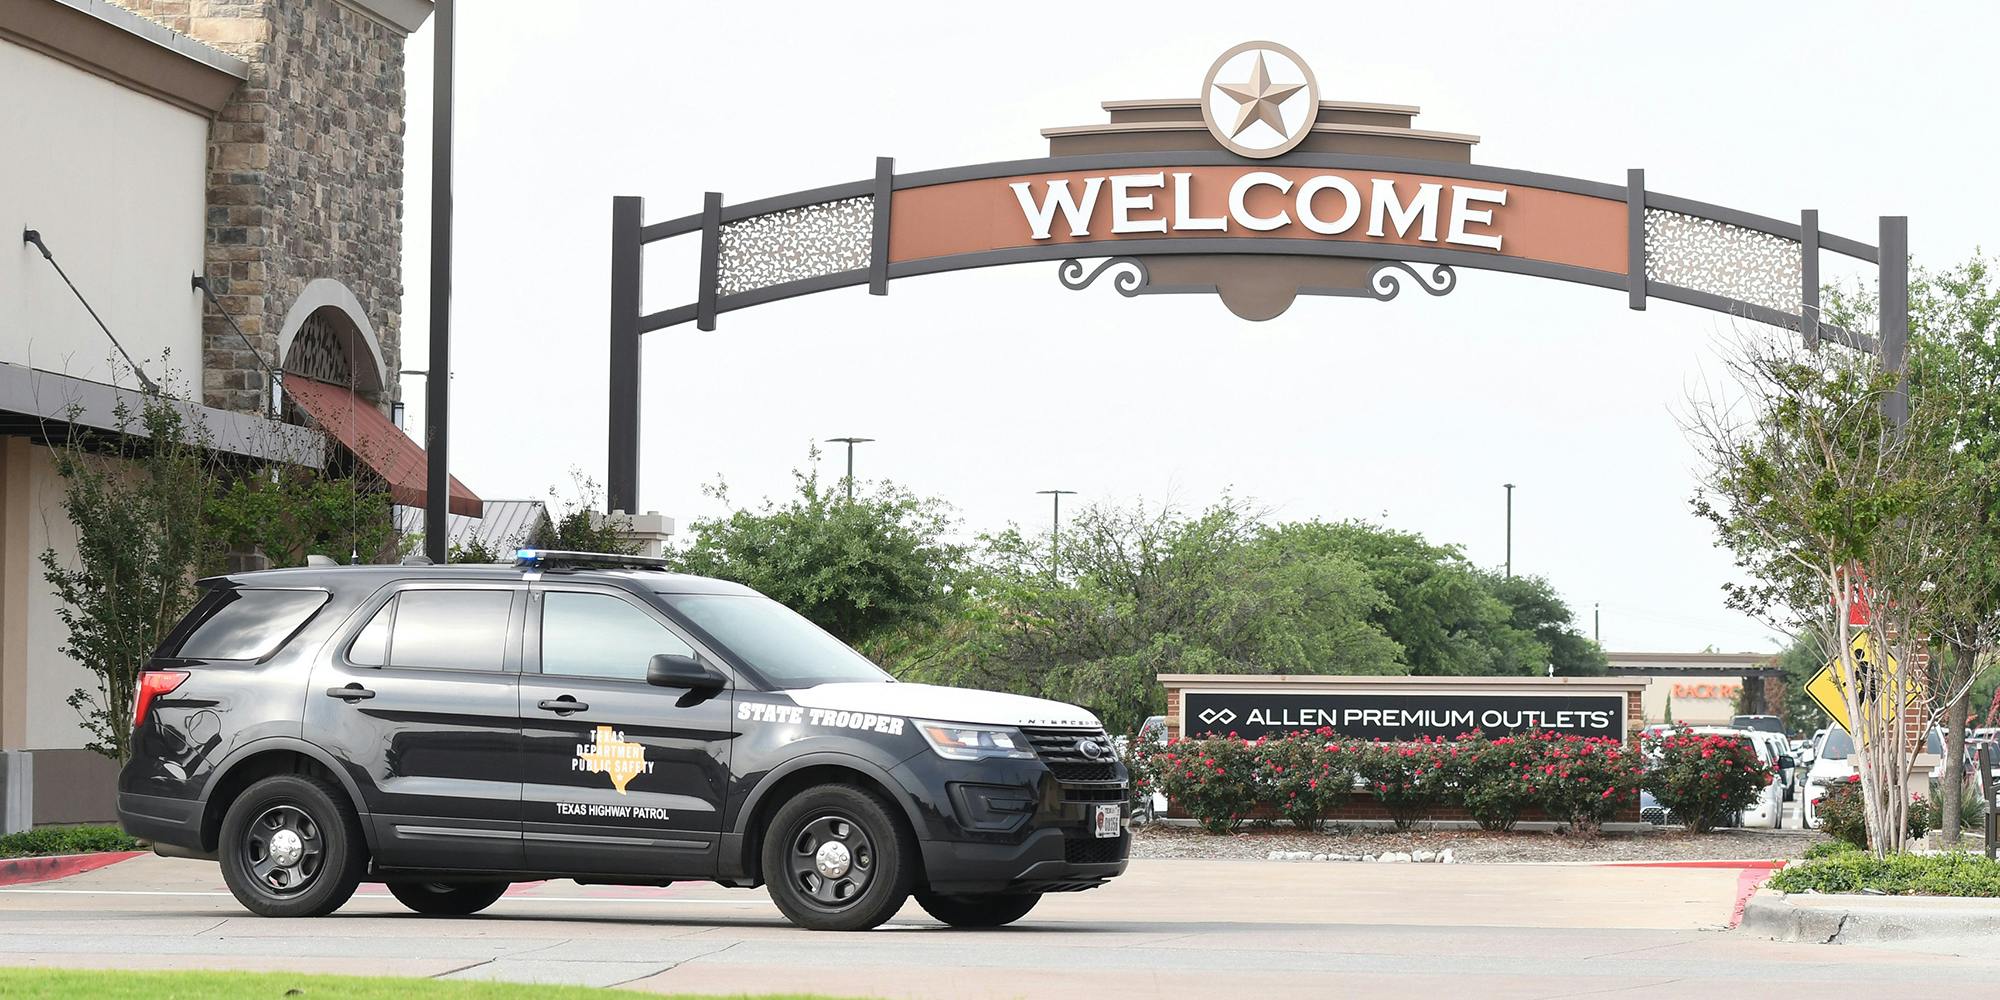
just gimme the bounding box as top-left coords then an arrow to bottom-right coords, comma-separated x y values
916,722 -> 1035,761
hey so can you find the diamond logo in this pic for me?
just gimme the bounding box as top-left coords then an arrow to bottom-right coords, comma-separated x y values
1197,708 -> 1238,726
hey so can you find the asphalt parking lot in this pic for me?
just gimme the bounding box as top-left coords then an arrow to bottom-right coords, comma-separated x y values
5,855 -> 2000,997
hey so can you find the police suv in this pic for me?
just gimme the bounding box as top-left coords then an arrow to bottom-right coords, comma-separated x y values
117,550 -> 1129,930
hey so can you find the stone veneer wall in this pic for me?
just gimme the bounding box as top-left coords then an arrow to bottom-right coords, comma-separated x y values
113,0 -> 409,413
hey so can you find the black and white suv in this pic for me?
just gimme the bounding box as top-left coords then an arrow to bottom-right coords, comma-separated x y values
117,550 -> 1129,930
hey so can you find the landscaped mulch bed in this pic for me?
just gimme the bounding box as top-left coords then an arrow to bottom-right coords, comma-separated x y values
1131,822 -> 1829,863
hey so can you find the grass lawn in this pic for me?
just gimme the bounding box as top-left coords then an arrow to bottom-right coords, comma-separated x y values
0,968 -> 858,999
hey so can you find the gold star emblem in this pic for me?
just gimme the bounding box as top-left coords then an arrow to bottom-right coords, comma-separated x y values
1214,53 -> 1307,141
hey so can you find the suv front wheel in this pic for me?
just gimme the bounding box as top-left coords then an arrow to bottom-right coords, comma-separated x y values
218,774 -> 367,918
761,784 -> 914,931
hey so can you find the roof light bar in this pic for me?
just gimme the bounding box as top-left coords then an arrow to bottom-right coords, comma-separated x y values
514,548 -> 670,572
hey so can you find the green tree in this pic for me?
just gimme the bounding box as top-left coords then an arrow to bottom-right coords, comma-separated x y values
894,500 -> 1403,734
1897,257 -> 2000,845
41,395 -> 217,761
1688,307 -> 1957,854
1263,521 -> 1546,676
1481,572 -> 1608,676
669,454 -> 965,647
205,465 -> 400,569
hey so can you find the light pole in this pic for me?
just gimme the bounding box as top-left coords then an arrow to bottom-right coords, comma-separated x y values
423,0 -> 455,565
1503,482 -> 1515,578
826,437 -> 873,501
1037,489 -> 1076,578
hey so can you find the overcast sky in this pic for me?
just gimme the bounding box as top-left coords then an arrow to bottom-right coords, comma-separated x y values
392,1 -> 1997,656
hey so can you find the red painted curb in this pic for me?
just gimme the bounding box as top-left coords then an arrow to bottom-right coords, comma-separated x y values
0,850 -> 145,887
1730,866 -> 1779,927
1602,859 -> 1788,870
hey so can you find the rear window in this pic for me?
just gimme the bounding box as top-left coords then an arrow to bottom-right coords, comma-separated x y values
165,589 -> 329,661
347,589 -> 515,672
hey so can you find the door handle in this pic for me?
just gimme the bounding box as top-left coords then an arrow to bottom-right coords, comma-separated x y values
326,684 -> 375,702
538,696 -> 589,714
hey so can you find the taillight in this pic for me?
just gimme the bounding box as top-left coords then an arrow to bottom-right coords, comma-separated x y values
132,669 -> 189,730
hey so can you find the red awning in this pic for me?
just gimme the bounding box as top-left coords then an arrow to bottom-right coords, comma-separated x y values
283,377 -> 483,518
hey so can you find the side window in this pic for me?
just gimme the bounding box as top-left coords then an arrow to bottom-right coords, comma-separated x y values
375,590 -> 514,672
347,599 -> 392,666
540,592 -> 693,682
166,589 -> 329,661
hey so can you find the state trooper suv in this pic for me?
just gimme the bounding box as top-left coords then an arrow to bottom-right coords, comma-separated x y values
117,550 -> 1129,930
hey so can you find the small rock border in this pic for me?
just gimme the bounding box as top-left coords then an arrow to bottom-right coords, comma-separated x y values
1268,848 -> 1455,864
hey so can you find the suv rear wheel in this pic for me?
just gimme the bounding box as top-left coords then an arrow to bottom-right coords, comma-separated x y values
761,783 -> 914,931
218,774 -> 366,917
915,890 -> 1041,927
386,880 -> 509,916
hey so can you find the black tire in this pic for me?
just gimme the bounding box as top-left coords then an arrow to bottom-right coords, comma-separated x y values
915,891 -> 1042,928
386,880 -> 509,916
218,774 -> 367,918
761,783 -> 915,931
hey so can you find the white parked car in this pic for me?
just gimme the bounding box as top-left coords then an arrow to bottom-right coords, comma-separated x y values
1801,726 -> 1858,829
1689,726 -> 1786,829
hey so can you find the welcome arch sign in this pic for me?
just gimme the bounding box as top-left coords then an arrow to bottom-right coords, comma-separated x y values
605,41 -> 1907,514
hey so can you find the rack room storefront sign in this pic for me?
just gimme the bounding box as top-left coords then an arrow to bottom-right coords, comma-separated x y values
1163,675 -> 1647,743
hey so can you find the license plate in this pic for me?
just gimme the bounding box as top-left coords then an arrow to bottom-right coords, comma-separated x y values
1093,803 -> 1121,838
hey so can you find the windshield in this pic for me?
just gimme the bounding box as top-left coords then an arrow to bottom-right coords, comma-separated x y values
660,594 -> 890,689
1819,727 -> 1854,761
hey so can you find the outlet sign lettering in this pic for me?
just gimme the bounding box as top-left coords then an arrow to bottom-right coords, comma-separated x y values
1182,691 -> 1625,742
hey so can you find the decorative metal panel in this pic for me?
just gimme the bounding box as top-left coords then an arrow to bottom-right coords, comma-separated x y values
716,196 -> 874,296
1644,208 -> 1801,314
283,309 -> 354,385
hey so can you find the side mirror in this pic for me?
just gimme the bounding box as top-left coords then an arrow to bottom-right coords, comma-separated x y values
647,653 -> 726,693
1779,755 -> 1797,770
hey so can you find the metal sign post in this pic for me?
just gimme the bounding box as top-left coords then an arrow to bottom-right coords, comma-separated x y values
1981,741 -> 1996,861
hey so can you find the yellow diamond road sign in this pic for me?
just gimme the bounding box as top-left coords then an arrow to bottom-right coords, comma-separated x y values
1804,632 -> 1903,732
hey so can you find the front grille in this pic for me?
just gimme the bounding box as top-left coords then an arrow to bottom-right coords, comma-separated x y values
1064,833 -> 1130,866
1061,786 -> 1126,804
1024,727 -> 1122,783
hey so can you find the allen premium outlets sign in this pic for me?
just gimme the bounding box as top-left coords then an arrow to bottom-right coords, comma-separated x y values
1167,676 -> 1646,743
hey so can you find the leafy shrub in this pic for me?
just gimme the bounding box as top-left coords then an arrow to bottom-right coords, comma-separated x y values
1803,839 -> 1863,860
0,825 -> 138,858
1812,776 -> 1931,849
1450,734 -> 1540,831
1258,729 -> 1357,831
1146,734 -> 1261,833
1352,737 -> 1450,830
1522,731 -> 1644,837
1642,727 -> 1773,834
1814,775 -> 1870,848
1770,851 -> 2000,897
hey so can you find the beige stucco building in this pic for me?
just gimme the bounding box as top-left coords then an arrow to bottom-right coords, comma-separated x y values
1,0 -> 434,832
1604,651 -> 1783,729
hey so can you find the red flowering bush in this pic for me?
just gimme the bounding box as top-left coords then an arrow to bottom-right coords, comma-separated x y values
1522,731 -> 1644,837
1812,775 -> 1930,849
1450,733 -> 1541,831
1642,727 -> 1772,834
1258,728 -> 1358,831
1145,734 -> 1260,833
1352,736 -> 1452,830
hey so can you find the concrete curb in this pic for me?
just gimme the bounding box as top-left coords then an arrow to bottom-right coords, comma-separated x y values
1741,890 -> 2000,943
0,850 -> 144,887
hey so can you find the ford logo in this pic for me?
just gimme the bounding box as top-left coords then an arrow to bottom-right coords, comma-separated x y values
1077,738 -> 1106,760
